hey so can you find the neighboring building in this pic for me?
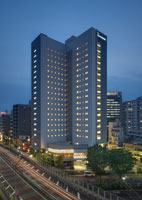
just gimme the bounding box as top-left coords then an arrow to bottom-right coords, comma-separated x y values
122,96 -> 142,140
12,104 -> 31,140
0,111 -> 12,140
31,27 -> 107,150
108,120 -> 124,148
107,92 -> 122,124
123,142 -> 142,173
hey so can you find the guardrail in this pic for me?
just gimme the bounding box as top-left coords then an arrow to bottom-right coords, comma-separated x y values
0,174 -> 23,200
1,144 -> 125,200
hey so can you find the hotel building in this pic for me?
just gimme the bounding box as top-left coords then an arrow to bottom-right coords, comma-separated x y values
31,27 -> 107,151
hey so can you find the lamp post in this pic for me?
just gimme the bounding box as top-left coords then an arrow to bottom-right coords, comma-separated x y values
34,149 -> 37,161
8,137 -> 11,146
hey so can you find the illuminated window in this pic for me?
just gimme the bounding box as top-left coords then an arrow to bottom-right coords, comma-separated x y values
97,119 -> 101,122
97,42 -> 101,47
97,113 -> 101,117
97,49 -> 101,53
97,95 -> 101,99
97,135 -> 101,140
97,66 -> 101,70
97,124 -> 101,128
97,89 -> 101,94
97,72 -> 101,76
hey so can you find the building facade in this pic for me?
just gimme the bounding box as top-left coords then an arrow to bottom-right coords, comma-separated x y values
0,111 -> 12,140
108,120 -> 124,148
31,27 -> 107,150
107,92 -> 122,124
12,104 -> 31,140
122,97 -> 142,140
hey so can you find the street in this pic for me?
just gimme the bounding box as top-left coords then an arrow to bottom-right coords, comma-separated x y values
0,146 -> 79,200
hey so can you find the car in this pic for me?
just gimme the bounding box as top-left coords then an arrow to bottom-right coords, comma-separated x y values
84,171 -> 94,177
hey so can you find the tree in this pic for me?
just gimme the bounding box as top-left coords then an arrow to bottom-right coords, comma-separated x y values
87,145 -> 109,179
109,148 -> 135,177
54,155 -> 64,168
41,153 -> 53,165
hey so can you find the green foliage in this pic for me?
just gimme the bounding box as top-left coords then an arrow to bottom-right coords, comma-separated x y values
87,145 -> 109,177
109,149 -> 135,177
97,181 -> 127,190
29,147 -> 34,155
54,155 -> 64,168
41,153 -> 53,165
41,148 -> 46,153
87,146 -> 135,178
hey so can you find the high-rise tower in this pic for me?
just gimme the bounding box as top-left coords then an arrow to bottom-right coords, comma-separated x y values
31,27 -> 107,150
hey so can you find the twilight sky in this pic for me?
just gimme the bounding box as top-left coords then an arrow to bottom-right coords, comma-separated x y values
0,0 -> 141,112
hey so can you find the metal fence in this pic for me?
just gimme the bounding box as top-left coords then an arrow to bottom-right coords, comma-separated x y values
0,174 -> 23,200
36,160 -> 125,200
1,144 -> 125,200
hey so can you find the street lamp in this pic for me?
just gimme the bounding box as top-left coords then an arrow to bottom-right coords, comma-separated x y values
35,149 -> 37,161
8,137 -> 11,146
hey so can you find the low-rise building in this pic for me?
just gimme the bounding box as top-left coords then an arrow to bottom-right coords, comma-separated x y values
47,143 -> 88,170
108,120 -> 124,148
